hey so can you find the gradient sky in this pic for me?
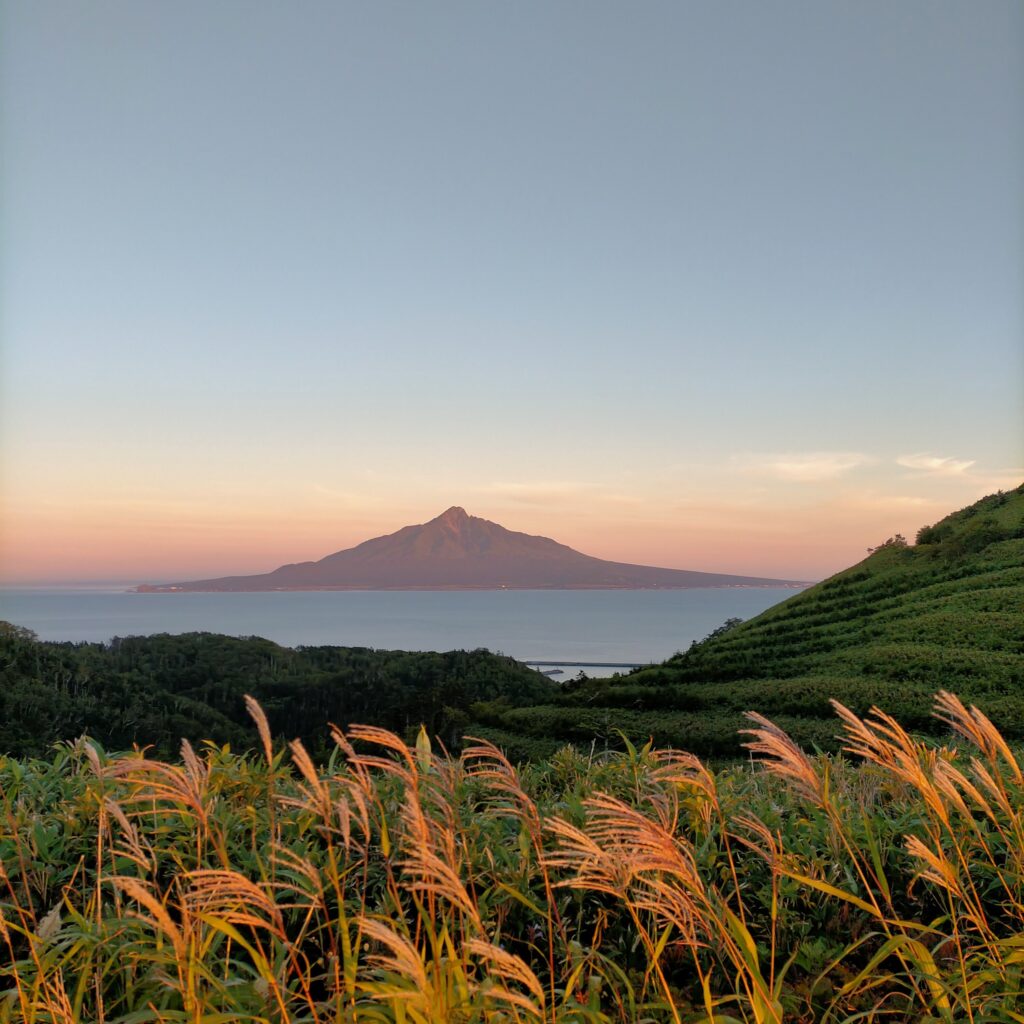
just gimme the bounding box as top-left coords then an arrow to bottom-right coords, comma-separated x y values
2,1 -> 1022,584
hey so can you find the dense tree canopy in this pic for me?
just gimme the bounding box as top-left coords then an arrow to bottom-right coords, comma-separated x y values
0,628 -> 555,758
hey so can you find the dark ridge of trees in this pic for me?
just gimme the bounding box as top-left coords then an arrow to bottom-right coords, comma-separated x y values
0,626 -> 555,759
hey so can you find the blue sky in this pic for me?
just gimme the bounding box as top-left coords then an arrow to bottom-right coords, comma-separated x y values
2,1 -> 1022,582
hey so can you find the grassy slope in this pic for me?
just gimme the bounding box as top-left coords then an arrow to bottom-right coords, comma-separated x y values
475,484 -> 1024,759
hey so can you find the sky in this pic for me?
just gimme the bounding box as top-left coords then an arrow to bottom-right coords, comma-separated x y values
1,1 -> 1022,584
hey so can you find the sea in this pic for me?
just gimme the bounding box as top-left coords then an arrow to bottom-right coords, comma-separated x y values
0,586 -> 801,677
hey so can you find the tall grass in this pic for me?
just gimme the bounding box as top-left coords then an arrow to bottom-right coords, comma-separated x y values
2,691 -> 1023,1022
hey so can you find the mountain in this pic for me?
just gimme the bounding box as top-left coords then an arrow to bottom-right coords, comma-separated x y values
137,506 -> 804,592
474,484 -> 1024,760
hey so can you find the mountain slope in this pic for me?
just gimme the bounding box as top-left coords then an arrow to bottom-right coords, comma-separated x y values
139,506 -> 803,591
477,484 -> 1024,759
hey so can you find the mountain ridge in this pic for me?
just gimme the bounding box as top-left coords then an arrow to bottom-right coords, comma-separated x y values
137,506 -> 806,592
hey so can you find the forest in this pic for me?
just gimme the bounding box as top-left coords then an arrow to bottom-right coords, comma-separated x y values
0,626 -> 555,759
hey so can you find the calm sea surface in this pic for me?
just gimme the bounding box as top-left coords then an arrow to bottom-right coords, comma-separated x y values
0,587 -> 800,675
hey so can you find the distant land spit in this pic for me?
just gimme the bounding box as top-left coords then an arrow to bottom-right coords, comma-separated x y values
137,506 -> 809,592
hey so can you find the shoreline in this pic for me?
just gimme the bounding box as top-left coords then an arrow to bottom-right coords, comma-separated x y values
135,582 -> 811,594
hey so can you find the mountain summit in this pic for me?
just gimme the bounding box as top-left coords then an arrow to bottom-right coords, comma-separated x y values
137,508 -> 805,592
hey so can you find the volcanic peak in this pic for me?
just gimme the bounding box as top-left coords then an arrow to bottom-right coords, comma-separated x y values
138,507 -> 806,591
435,506 -> 470,530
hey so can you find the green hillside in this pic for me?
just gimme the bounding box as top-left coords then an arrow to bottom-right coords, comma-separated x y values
0,627 -> 555,758
476,484 -> 1024,759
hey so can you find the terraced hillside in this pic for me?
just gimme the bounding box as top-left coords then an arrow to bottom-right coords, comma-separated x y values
474,484 -> 1024,759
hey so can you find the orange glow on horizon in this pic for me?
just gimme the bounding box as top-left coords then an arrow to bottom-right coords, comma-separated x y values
0,486 -> 983,585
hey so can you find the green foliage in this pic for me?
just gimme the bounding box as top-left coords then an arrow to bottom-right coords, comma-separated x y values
0,628 -> 555,759
4,696 -> 1024,1022
489,484 -> 1024,759
866,533 -> 908,552
687,615 -> 745,651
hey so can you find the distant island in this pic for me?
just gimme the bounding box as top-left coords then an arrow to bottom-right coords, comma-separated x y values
137,506 -> 807,592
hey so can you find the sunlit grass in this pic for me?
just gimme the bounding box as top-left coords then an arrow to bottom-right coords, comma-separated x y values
3,692 -> 1024,1022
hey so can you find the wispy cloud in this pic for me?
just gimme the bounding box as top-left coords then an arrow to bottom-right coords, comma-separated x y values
845,491 -> 938,511
737,452 -> 873,483
896,453 -> 975,476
